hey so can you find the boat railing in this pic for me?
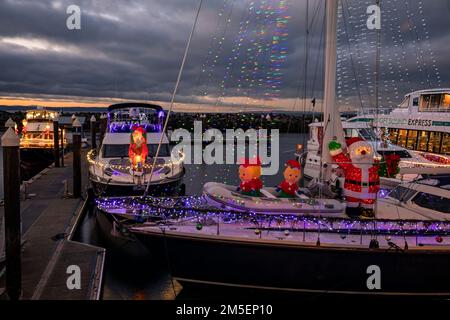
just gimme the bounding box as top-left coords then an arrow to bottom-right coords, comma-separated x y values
356,107 -> 395,116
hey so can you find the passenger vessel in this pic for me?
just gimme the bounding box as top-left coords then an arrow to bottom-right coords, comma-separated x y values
348,88 -> 450,157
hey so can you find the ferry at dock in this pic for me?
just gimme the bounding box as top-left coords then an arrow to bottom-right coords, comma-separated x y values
348,88 -> 450,156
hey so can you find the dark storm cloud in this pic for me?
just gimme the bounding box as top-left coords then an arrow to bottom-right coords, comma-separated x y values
0,0 -> 449,110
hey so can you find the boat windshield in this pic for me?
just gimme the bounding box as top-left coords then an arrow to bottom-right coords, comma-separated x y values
387,186 -> 417,202
344,128 -> 376,141
412,192 -> 450,213
102,144 -> 171,158
376,150 -> 412,159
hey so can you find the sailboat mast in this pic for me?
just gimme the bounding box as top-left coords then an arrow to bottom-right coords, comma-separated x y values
321,0 -> 345,181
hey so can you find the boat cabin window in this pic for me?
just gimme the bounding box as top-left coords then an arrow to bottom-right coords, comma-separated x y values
399,96 -> 409,108
102,144 -> 171,158
23,132 -> 54,139
412,192 -> 450,213
419,93 -> 450,112
389,129 -> 450,155
387,186 -> 417,202
377,150 -> 412,159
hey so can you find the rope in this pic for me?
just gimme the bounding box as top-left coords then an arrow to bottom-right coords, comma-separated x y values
144,0 -> 204,196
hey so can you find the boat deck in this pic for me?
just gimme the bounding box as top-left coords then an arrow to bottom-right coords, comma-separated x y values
1,149 -> 105,300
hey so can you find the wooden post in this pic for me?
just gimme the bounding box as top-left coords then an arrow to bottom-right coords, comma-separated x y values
53,113 -> 60,168
60,126 -> 65,167
2,127 -> 22,300
90,115 -> 97,150
72,118 -> 82,198
99,113 -> 107,148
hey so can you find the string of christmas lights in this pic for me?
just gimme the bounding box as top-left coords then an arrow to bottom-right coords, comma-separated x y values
336,0 -> 441,110
96,195 -> 450,241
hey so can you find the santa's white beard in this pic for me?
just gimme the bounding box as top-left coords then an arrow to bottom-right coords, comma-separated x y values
351,154 -> 373,169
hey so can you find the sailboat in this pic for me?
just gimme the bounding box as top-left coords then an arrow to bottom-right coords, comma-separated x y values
96,1 -> 450,296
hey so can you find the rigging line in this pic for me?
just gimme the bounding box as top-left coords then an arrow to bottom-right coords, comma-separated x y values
215,0 -> 252,109
241,0 -> 274,113
144,0 -> 204,196
223,0 -> 254,111
256,0 -> 292,114
285,0 -> 310,133
213,0 -> 237,107
191,0 -> 229,112
340,0 -> 364,112
403,0 -> 432,87
287,0 -> 320,134
348,0 -> 375,111
204,0 -> 236,107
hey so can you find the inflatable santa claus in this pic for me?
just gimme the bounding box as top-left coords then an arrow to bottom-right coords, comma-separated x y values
328,137 -> 380,218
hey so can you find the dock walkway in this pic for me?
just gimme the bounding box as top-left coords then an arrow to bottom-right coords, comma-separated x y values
0,149 -> 105,300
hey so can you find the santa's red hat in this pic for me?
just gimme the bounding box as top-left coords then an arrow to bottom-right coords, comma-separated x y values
345,137 -> 364,147
285,159 -> 301,169
239,157 -> 262,167
346,137 -> 372,157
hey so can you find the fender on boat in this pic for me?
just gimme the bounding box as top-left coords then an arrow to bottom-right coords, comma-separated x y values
203,182 -> 345,216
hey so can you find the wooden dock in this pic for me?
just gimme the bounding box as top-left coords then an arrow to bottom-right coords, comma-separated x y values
0,149 -> 105,300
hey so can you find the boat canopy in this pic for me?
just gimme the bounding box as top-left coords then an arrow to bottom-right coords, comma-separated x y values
107,103 -> 163,113
102,132 -> 169,145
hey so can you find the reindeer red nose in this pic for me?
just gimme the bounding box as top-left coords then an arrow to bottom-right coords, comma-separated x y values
361,150 -> 367,155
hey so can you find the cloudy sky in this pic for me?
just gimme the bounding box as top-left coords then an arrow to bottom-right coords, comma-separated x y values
0,0 -> 449,112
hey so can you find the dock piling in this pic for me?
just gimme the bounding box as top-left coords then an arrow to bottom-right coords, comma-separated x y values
99,113 -> 107,148
72,118 -> 82,198
1,127 -> 22,300
60,125 -> 65,167
53,113 -> 60,168
90,115 -> 97,150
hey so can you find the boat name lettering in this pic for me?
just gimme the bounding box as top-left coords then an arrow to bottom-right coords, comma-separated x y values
407,119 -> 433,127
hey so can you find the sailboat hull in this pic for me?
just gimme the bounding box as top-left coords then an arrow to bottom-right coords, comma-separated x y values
132,229 -> 450,296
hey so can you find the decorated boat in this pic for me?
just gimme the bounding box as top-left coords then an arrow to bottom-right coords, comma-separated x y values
19,108 -> 67,176
88,103 -> 185,196
96,176 -> 450,295
348,88 -> 450,156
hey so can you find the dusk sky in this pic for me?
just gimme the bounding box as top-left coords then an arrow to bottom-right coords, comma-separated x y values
0,0 -> 449,112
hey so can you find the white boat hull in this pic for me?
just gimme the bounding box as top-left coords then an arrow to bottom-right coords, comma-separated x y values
203,182 -> 345,216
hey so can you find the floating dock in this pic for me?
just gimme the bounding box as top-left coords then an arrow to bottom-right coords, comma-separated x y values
0,149 -> 105,300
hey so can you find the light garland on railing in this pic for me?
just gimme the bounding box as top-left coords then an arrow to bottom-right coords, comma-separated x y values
96,195 -> 450,237
87,149 -> 185,172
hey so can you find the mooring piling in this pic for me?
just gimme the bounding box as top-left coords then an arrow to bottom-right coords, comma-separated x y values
90,115 -> 97,150
53,113 -> 60,168
72,118 -> 82,198
1,127 -> 22,300
60,125 -> 65,167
